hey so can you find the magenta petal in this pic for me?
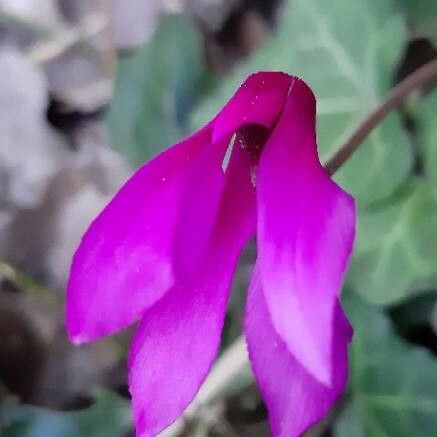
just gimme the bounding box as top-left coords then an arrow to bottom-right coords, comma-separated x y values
128,146 -> 256,436
128,281 -> 227,436
212,72 -> 292,142
245,265 -> 352,437
256,79 -> 355,384
172,138 -> 229,282
66,128 -> 211,343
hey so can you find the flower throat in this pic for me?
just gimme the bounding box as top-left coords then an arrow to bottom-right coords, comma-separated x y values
235,124 -> 271,186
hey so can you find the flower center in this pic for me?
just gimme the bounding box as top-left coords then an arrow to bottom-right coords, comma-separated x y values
236,124 -> 270,157
236,124 -> 270,186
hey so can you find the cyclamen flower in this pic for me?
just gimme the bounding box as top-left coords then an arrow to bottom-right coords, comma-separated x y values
66,72 -> 355,437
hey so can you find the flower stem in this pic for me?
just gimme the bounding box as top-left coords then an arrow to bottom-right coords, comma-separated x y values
325,57 -> 437,175
160,337 -> 248,436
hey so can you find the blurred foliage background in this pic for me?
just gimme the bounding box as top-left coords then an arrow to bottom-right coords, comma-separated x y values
0,0 -> 436,436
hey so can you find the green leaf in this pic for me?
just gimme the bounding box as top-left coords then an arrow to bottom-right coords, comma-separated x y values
192,0 -> 412,204
334,401 -> 367,437
335,294 -> 437,437
346,92 -> 437,305
348,182 -> 437,304
396,0 -> 437,37
2,390 -> 132,437
108,14 -> 206,166
417,91 -> 437,181
334,113 -> 412,206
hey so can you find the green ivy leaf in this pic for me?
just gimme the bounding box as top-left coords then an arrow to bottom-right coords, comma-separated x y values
334,401 -> 367,437
417,91 -> 437,181
348,182 -> 437,304
396,0 -> 437,38
347,92 -> 437,305
334,113 -> 412,206
108,14 -> 207,166
335,294 -> 437,437
192,0 -> 412,204
2,390 -> 131,437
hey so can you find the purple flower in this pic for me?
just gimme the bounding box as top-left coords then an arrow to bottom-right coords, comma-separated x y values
66,72 -> 356,437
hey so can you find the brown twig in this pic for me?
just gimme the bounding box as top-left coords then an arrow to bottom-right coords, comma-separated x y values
325,58 -> 437,175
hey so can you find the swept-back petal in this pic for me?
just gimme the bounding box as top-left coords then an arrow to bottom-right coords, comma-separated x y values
66,128 -> 211,343
256,78 -> 355,384
245,265 -> 352,437
128,146 -> 256,436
